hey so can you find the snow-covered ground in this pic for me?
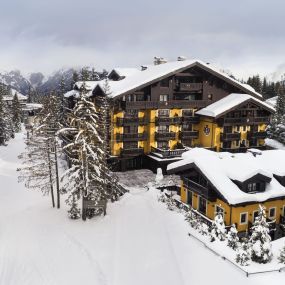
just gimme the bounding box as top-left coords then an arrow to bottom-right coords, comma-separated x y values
1,131 -> 285,285
265,138 -> 285,150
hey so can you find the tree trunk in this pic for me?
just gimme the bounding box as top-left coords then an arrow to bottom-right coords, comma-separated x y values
47,147 -> 55,208
81,147 -> 87,221
54,140 -> 60,209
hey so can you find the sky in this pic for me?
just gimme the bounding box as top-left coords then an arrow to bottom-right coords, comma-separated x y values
1,0 -> 285,81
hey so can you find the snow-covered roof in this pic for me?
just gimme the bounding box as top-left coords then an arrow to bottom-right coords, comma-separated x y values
64,59 -> 264,99
266,96 -> 277,107
109,67 -> 140,78
196,93 -> 275,118
22,103 -> 43,111
2,90 -> 27,101
167,148 -> 285,205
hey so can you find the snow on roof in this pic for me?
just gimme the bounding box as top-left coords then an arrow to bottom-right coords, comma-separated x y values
64,59 -> 264,99
2,89 -> 26,101
167,148 -> 285,205
22,103 -> 43,111
266,96 -> 277,107
64,89 -> 81,98
110,67 -> 140,78
196,93 -> 274,117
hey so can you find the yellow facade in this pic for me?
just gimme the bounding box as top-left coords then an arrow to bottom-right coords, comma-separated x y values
181,182 -> 285,232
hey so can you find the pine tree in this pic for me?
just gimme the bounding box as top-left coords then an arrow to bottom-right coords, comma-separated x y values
0,93 -> 12,145
227,224 -> 239,250
236,242 -> 251,266
18,131 -> 56,207
249,205 -> 273,263
210,213 -> 226,242
12,93 -> 22,132
278,243 -> 285,264
71,71 -> 79,89
80,67 -> 90,81
68,193 -> 81,219
59,87 -> 106,220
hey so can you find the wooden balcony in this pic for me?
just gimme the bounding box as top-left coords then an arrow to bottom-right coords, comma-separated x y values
151,146 -> 186,158
155,117 -> 181,125
120,147 -> 144,157
182,177 -> 216,202
116,117 -> 149,126
220,132 -> 241,142
117,100 -> 209,110
179,130 -> 199,139
218,116 -> 271,126
155,131 -> 176,141
182,116 -> 200,124
179,83 -> 203,92
116,132 -> 148,142
247,131 -> 267,140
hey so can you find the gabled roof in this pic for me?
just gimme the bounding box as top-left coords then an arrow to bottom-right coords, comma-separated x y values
65,59 -> 264,99
195,93 -> 275,118
167,148 -> 285,205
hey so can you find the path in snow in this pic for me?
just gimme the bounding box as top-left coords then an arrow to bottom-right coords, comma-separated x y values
0,131 -> 285,285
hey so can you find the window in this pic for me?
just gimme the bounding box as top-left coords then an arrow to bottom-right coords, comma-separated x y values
157,125 -> 169,133
125,109 -> 138,117
215,205 -> 224,219
182,124 -> 192,131
161,78 -> 169,87
124,125 -> 138,134
157,141 -> 168,149
243,126 -> 246,132
158,109 -> 169,117
247,182 -> 257,193
198,196 -> 207,215
159,94 -> 168,102
187,190 -> 193,206
253,210 -> 259,222
124,142 -> 138,149
182,109 -> 193,117
269,207 -> 276,219
240,212 -> 248,225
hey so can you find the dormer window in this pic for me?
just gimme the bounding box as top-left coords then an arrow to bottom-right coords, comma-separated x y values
247,182 -> 257,193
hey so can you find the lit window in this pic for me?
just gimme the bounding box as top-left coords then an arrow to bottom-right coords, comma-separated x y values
240,212 -> 248,224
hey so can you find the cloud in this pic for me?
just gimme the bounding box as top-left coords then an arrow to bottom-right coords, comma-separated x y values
0,0 -> 285,79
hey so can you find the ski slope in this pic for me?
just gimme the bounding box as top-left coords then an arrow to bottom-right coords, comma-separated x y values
0,131 -> 285,285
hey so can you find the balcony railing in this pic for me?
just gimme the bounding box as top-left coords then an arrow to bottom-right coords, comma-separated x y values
182,177 -> 216,202
218,116 -> 271,126
115,132 -> 148,142
116,117 -> 149,126
182,116 -> 200,124
179,130 -> 199,139
120,147 -> 144,157
155,131 -> 176,141
117,100 -> 209,110
247,131 -> 267,140
179,83 -> 203,92
220,132 -> 241,141
155,117 -> 181,125
151,146 -> 186,158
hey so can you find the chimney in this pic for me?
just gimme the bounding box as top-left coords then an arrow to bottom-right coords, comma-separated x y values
177,56 -> 187,61
154,57 -> 167,65
141,65 -> 148,71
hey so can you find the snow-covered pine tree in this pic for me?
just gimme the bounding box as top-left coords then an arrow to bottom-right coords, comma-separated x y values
249,205 -> 273,263
36,91 -> 62,208
236,242 -> 251,266
0,93 -> 12,145
227,224 -> 239,250
18,131 -> 56,207
278,243 -> 285,264
68,192 -> 81,219
12,92 -> 22,132
210,213 -> 226,242
59,85 -> 106,220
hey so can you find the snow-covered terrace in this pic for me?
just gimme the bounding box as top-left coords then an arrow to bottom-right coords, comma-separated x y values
167,148 -> 285,205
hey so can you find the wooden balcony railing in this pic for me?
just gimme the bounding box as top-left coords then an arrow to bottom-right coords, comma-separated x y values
120,147 -> 144,157
117,100 -> 209,110
220,132 -> 241,142
115,132 -> 148,142
155,117 -> 181,125
155,131 -> 176,141
116,117 -> 149,126
218,116 -> 271,126
182,116 -> 200,124
182,177 -> 216,202
151,146 -> 186,158
179,130 -> 199,139
179,83 -> 203,92
247,131 -> 267,140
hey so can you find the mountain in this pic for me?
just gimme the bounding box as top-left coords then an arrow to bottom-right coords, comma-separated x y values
0,70 -> 31,95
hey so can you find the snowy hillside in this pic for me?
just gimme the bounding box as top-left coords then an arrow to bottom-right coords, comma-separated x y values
1,130 -> 285,285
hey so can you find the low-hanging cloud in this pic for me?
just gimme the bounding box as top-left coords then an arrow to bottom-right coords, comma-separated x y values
0,0 -> 285,79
